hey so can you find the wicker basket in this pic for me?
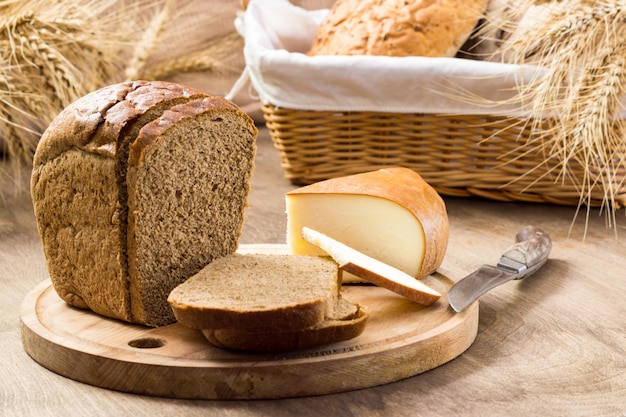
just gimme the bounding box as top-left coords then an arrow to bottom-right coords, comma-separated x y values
239,0 -> 626,208
262,103 -> 626,207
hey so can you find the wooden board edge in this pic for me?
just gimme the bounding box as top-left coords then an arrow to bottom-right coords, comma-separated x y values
19,280 -> 479,399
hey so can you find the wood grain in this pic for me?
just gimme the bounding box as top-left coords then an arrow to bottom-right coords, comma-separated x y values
20,244 -> 478,400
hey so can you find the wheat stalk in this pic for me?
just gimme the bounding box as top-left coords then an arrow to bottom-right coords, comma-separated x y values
0,0 -> 246,177
124,0 -> 175,81
0,0 -> 144,169
124,1 -> 244,81
141,32 -> 243,80
478,0 -> 626,231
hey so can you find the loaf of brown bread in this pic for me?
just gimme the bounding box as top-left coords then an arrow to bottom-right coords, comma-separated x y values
308,0 -> 488,57
31,80 -> 257,327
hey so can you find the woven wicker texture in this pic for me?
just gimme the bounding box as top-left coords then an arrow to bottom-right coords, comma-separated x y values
263,104 -> 626,207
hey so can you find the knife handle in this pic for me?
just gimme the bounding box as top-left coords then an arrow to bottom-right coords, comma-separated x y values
501,225 -> 552,276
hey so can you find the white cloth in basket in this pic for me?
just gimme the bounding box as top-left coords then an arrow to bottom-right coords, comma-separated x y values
229,0 -> 541,117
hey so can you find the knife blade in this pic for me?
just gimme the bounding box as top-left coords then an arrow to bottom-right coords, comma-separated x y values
447,225 -> 552,313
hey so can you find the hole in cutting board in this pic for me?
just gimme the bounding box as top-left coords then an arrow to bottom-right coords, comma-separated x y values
128,337 -> 166,349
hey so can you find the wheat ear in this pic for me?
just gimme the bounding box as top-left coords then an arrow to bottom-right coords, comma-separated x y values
142,32 -> 243,80
124,0 -> 176,81
0,0 -> 144,168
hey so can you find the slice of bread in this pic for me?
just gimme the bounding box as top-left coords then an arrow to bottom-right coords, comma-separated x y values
201,297 -> 369,352
31,81 -> 257,326
125,97 -> 258,326
168,253 -> 341,332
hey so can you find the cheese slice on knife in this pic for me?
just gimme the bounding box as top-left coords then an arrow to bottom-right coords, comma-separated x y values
302,227 -> 441,305
286,167 -> 449,282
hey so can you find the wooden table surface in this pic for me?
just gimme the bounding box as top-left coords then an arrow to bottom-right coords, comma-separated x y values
2,127 -> 625,417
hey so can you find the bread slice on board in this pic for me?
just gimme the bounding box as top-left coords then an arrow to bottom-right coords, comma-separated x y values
201,297 -> 369,352
168,253 -> 341,333
31,81 -> 257,326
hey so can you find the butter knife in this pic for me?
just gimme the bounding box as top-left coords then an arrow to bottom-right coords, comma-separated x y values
447,225 -> 552,313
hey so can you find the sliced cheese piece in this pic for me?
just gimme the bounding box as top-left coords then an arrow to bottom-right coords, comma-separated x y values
286,167 -> 448,283
302,227 -> 441,305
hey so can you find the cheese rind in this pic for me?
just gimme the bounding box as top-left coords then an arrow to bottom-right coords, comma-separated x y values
286,168 -> 448,282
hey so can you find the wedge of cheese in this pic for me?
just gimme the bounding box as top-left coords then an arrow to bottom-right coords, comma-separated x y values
286,167 -> 448,282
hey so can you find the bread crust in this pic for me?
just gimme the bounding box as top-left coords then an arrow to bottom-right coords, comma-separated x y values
32,82 -> 133,167
201,307 -> 369,352
129,96 -> 245,167
287,167 -> 449,279
308,0 -> 488,57
170,298 -> 330,333
32,81 -> 206,166
92,81 -> 208,155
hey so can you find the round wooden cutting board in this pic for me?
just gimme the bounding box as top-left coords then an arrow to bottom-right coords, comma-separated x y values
20,244 -> 479,400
